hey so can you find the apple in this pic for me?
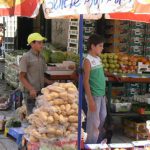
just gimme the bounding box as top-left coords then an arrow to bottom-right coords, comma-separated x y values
114,69 -> 118,73
108,54 -> 114,59
108,59 -> 114,64
104,68 -> 108,72
128,62 -> 132,66
105,63 -> 109,68
110,64 -> 115,69
116,64 -> 120,68
102,59 -> 107,63
118,69 -> 123,73
109,69 -> 113,73
113,60 -> 118,64
114,55 -> 118,60
103,54 -> 107,59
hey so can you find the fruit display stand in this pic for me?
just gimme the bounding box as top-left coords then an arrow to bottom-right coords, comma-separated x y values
107,73 -> 150,116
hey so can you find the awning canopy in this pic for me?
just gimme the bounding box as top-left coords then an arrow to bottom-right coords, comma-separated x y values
0,0 -> 150,23
0,0 -> 41,17
107,0 -> 150,23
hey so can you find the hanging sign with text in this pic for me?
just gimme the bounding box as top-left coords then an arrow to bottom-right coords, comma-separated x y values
43,0 -> 133,18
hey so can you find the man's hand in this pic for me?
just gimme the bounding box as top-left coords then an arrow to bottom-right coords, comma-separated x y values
29,89 -> 37,98
89,98 -> 96,112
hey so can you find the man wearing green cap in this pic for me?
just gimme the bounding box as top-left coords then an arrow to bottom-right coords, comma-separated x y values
19,33 -> 52,115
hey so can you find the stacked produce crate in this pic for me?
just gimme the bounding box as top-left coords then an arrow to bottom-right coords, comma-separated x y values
104,20 -> 130,53
83,20 -> 96,53
144,23 -> 150,57
128,22 -> 146,96
129,22 -> 145,55
67,19 -> 79,54
5,51 -> 23,88
123,117 -> 148,140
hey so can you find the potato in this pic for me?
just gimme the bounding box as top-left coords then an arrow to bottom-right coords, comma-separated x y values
54,106 -> 60,112
28,114 -> 36,120
39,112 -> 48,121
47,116 -> 54,124
32,130 -> 41,138
45,92 -> 59,101
59,83 -> 67,89
38,127 -> 47,134
60,105 -> 65,111
47,127 -> 56,134
68,116 -> 78,123
68,87 -> 77,94
64,122 -> 69,128
47,85 -> 65,93
47,133 -> 55,138
48,101 -> 54,105
59,115 -> 66,124
59,92 -> 68,100
61,111 -> 67,116
71,123 -> 78,128
68,126 -> 77,132
71,103 -> 78,110
68,94 -> 76,102
65,83 -> 75,89
29,136 -> 38,142
34,121 -> 43,128
45,94 -> 53,101
53,99 -> 64,105
39,106 -> 50,113
53,113 -> 60,121
65,131 -> 71,136
56,129 -> 63,136
51,92 -> 59,98
41,88 -> 49,95
42,134 -> 48,139
66,104 -> 71,111
67,109 -> 75,116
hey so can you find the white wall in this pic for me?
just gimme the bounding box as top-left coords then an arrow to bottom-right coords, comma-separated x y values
51,19 -> 69,48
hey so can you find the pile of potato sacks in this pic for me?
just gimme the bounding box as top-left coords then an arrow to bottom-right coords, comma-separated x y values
25,82 -> 84,143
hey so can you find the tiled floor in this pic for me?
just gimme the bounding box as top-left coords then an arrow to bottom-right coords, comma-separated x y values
111,133 -> 132,143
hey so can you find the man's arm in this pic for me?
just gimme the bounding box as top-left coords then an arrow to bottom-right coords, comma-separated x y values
83,59 -> 96,112
44,77 -> 54,85
19,72 -> 36,98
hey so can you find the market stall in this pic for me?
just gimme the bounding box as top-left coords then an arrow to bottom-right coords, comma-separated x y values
1,0 -> 150,149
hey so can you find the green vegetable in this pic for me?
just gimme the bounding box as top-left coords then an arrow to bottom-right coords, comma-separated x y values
51,51 -> 66,63
5,118 -> 21,128
66,52 -> 80,66
41,49 -> 52,63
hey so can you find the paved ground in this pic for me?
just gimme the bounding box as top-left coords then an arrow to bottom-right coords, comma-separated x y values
0,80 -> 18,150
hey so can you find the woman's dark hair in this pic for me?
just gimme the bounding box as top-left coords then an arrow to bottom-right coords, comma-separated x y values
87,34 -> 105,51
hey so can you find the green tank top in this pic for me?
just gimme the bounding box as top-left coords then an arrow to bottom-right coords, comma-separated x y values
86,54 -> 106,96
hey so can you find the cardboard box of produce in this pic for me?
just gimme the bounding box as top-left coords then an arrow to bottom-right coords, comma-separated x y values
124,127 -> 148,140
123,118 -> 146,133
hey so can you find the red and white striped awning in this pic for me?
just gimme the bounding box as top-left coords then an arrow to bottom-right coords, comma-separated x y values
0,0 -> 41,17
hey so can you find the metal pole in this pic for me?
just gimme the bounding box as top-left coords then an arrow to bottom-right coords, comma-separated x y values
78,14 -> 83,150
